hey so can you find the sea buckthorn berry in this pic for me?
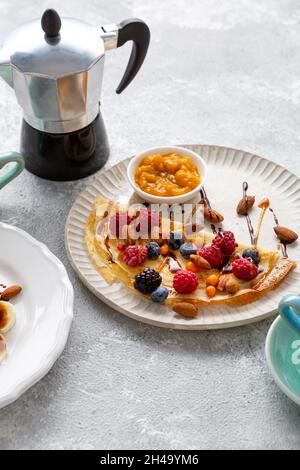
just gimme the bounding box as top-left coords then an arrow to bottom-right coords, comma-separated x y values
186,261 -> 201,273
205,274 -> 219,286
160,244 -> 170,256
206,285 -> 217,298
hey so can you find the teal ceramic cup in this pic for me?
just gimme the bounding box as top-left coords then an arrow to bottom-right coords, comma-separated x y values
266,295 -> 300,405
279,295 -> 300,333
0,152 -> 24,190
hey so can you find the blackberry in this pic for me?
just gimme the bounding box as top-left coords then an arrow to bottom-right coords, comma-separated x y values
134,268 -> 162,294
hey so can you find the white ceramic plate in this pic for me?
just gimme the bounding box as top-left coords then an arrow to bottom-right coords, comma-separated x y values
0,223 -> 73,408
66,145 -> 300,330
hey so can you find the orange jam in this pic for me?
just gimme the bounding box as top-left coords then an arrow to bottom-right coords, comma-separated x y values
135,153 -> 201,197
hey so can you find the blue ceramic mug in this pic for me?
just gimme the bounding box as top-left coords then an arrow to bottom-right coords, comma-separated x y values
0,152 -> 24,189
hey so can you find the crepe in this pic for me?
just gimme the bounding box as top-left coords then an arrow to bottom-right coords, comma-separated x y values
85,196 -> 296,307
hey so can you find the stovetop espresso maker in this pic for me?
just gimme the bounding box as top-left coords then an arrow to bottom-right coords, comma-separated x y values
0,9 -> 150,180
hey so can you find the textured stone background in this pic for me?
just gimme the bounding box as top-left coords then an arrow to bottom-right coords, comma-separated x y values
0,0 -> 300,450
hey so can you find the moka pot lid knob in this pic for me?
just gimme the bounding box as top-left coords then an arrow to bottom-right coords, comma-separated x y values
41,9 -> 62,37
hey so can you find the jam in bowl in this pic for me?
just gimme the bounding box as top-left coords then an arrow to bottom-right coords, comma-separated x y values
127,146 -> 207,204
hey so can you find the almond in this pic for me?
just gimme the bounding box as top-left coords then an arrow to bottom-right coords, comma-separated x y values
274,226 -> 298,244
172,302 -> 198,318
225,278 -> 240,294
190,254 -> 211,269
0,285 -> 22,301
204,207 -> 224,223
236,196 -> 255,215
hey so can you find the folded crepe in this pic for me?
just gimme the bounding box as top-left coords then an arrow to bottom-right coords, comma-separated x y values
85,195 -> 296,307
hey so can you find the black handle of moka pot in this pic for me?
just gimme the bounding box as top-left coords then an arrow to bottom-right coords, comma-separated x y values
116,19 -> 150,94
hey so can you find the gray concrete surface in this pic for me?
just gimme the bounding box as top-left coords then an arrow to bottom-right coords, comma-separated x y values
0,0 -> 300,450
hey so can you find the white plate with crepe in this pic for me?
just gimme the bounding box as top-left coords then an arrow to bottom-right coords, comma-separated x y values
65,144 -> 300,330
0,223 -> 73,409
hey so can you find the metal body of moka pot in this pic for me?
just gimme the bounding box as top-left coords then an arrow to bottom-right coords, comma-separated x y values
0,9 -> 150,180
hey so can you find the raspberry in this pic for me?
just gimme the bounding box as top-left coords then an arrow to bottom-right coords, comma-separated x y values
109,212 -> 131,238
123,245 -> 148,267
198,246 -> 223,268
232,258 -> 258,281
212,231 -> 236,256
173,270 -> 199,294
134,268 -> 162,294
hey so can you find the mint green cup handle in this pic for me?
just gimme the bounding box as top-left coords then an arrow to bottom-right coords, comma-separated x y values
279,295 -> 300,334
0,152 -> 25,189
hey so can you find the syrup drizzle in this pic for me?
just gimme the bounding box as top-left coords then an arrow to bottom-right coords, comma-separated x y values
210,224 -> 217,234
242,182 -> 256,245
104,236 -> 115,263
200,188 -> 218,234
200,187 -> 210,207
255,198 -> 270,247
269,207 -> 278,225
269,207 -> 288,258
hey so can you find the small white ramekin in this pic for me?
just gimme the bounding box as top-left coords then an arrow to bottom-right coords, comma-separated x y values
127,146 -> 207,204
